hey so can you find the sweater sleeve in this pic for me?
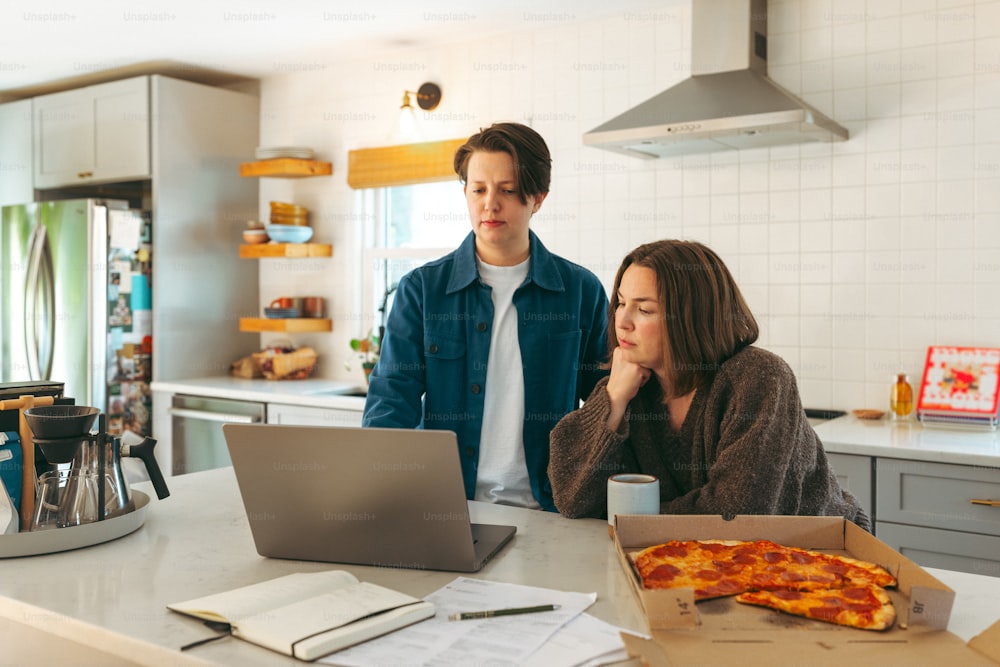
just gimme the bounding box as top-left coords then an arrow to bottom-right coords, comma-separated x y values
548,378 -> 637,518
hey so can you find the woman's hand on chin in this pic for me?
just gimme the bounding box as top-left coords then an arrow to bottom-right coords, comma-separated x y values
605,347 -> 651,431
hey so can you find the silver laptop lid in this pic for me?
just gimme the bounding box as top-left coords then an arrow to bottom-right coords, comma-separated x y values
223,424 -> 515,572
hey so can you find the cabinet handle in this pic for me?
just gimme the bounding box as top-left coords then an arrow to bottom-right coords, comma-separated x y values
77,171 -> 93,178
970,499 -> 1000,507
167,407 -> 261,424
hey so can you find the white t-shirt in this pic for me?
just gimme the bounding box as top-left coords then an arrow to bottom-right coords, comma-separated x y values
473,256 -> 539,509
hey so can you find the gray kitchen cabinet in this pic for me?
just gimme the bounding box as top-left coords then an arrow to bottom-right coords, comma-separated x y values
874,522 -> 1000,577
33,77 -> 150,188
0,99 -> 33,206
825,452 -> 874,524
266,402 -> 363,428
875,458 -> 1000,576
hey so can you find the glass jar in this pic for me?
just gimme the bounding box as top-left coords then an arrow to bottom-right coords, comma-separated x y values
890,373 -> 914,420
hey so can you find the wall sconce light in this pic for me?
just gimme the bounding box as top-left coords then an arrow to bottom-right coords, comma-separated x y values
393,82 -> 442,143
402,82 -> 442,112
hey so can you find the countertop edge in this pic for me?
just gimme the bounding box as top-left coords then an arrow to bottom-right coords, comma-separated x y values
150,377 -> 367,410
816,416 -> 1000,468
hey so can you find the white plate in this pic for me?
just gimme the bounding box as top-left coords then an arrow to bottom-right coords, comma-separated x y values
255,146 -> 315,160
0,491 -> 149,558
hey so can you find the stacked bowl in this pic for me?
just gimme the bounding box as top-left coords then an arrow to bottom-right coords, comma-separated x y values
270,201 -> 308,226
267,201 -> 313,243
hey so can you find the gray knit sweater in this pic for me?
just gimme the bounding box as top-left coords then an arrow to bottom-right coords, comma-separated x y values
548,346 -> 870,531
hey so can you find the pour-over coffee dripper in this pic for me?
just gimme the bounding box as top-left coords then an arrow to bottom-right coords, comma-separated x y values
23,406 -> 100,463
23,405 -> 170,529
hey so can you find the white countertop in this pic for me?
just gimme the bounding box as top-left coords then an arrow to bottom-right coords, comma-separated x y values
815,415 -> 1000,468
0,468 -> 998,665
150,376 -> 368,410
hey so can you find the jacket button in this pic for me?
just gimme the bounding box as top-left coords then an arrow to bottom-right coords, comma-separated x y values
464,447 -> 475,458
428,344 -> 439,354
471,384 -> 481,394
477,321 -> 487,332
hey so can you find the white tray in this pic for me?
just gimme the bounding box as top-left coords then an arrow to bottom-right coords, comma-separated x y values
0,491 -> 149,558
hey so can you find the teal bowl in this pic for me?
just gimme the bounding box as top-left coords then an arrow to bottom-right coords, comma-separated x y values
265,224 -> 313,243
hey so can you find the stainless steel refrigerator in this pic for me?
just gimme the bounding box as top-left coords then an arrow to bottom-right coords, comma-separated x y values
1,199 -> 152,437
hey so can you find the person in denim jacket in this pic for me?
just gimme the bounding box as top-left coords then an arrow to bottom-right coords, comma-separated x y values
363,123 -> 608,511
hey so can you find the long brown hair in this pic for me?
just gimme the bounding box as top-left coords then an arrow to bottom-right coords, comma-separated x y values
609,240 -> 759,398
453,122 -> 551,204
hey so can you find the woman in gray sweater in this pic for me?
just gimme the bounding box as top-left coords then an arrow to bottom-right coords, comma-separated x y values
548,240 -> 870,530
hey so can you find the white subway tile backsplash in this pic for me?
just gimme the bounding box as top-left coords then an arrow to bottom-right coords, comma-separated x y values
801,315 -> 834,347
867,17 -> 901,53
253,3 -> 997,407
831,251 -> 866,283
800,188 -> 833,221
974,319 -> 1000,347
865,183 -> 901,217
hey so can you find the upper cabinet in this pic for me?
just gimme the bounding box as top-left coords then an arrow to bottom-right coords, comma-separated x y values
33,77 -> 150,188
0,99 -> 33,206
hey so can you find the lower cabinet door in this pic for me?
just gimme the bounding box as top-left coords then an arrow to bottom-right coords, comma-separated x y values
875,521 -> 1000,577
826,452 -> 874,524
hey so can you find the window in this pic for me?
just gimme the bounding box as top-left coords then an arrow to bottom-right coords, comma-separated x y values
361,180 -> 468,334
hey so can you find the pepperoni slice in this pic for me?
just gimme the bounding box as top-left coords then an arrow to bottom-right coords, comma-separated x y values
790,551 -> 817,565
646,563 -> 682,584
842,587 -> 873,600
771,589 -> 803,601
699,542 -> 730,554
809,605 -> 843,622
714,564 -> 746,577
651,543 -> 689,559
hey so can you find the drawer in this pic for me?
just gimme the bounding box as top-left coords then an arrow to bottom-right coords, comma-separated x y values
266,403 -> 363,428
825,452 -> 873,521
876,459 -> 1000,536
875,521 -> 1000,578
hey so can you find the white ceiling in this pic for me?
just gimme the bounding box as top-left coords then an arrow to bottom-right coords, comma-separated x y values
1,0 -> 674,99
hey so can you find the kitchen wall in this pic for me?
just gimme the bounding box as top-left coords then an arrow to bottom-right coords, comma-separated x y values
256,0 -> 1000,413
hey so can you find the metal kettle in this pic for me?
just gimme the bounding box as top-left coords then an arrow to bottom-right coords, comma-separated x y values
72,429 -> 170,519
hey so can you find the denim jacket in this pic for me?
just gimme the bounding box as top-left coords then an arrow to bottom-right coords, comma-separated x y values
363,231 -> 609,511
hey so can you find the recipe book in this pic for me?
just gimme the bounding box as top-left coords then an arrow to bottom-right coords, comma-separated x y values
917,346 -> 1000,429
167,570 -> 435,661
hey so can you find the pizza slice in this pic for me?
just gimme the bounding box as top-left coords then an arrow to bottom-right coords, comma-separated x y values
631,539 -> 755,599
735,584 -> 897,631
748,542 -> 897,592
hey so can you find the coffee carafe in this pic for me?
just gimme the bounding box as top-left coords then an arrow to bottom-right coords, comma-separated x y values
23,405 -> 169,529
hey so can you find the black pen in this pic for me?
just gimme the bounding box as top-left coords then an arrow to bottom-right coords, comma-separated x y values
448,604 -> 561,621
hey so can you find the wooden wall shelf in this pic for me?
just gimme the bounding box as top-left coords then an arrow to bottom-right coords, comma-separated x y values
239,159 -> 332,178
239,318 -> 332,333
239,243 -> 332,258
347,137 -> 465,189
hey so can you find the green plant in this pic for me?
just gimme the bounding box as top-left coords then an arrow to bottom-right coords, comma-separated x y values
349,331 -> 380,366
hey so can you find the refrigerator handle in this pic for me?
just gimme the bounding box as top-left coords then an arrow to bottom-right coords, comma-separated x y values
23,224 -> 55,381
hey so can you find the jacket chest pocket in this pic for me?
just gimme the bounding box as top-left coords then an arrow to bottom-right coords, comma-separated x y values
424,332 -> 466,364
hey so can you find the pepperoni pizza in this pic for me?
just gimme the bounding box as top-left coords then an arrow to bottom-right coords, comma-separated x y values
630,539 -> 897,631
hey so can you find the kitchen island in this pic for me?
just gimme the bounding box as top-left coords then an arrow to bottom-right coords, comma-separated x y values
0,467 -> 999,665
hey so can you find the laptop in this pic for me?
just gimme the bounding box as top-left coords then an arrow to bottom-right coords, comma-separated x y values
222,423 -> 517,572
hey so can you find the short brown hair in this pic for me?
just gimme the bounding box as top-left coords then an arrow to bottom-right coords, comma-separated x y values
609,240 -> 759,398
454,122 -> 551,204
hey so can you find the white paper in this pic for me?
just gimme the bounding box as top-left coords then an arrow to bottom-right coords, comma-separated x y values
108,210 -> 142,251
324,577 -> 596,667
522,613 -> 635,667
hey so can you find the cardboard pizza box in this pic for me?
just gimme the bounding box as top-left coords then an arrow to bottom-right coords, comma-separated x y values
612,514 -> 1000,666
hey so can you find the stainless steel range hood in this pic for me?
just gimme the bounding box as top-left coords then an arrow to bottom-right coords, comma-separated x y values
583,0 -> 849,159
